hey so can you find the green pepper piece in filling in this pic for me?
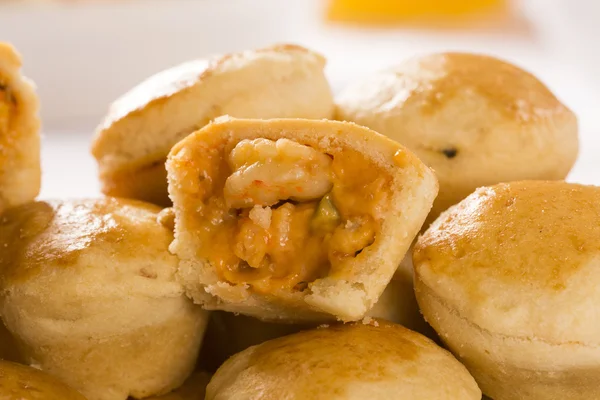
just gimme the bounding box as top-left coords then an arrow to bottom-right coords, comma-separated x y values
311,193 -> 341,233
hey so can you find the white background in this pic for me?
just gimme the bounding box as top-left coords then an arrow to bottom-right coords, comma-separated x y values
1,0 -> 598,198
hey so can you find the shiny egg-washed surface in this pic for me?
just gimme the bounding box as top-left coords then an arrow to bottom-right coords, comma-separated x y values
0,197 -> 166,285
415,181 -> 600,293
206,321 -> 480,399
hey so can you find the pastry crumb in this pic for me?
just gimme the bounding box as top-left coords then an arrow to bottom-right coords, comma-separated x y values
249,205 -> 272,229
361,316 -> 378,326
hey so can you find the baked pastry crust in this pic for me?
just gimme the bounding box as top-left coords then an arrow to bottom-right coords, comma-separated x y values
336,52 -> 578,221
92,44 -> 334,206
0,198 -> 209,400
167,117 -> 437,322
0,360 -> 87,400
205,320 -> 481,400
414,181 -> 600,400
0,42 -> 40,213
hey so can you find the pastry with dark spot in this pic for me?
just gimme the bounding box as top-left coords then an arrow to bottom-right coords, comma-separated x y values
336,52 -> 578,222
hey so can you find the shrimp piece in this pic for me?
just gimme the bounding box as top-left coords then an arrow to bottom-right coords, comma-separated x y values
224,138 -> 332,208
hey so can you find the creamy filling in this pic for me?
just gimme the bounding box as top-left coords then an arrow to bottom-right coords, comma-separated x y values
196,138 -> 389,294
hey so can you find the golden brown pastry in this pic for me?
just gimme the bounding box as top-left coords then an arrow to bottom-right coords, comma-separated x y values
0,42 -> 40,214
206,320 -> 481,399
146,372 -> 211,400
0,360 -> 87,400
167,117 -> 438,322
0,198 -> 209,400
414,181 -> 600,400
92,44 -> 334,206
336,52 -> 578,222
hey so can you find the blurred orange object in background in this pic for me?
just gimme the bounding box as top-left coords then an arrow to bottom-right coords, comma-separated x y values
327,0 -> 508,25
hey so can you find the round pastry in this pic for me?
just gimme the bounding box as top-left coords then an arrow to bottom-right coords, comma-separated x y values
0,42 -> 40,214
414,181 -> 600,400
167,117 -> 438,322
0,198 -> 209,400
146,372 -> 211,400
91,43 -> 334,206
336,52 -> 578,221
205,320 -> 481,399
0,360 -> 86,400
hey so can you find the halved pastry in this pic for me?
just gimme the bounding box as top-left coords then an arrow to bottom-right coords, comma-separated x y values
0,198 -> 209,400
0,360 -> 87,400
0,42 -> 41,214
205,320 -> 481,400
167,117 -> 438,322
91,44 -> 334,206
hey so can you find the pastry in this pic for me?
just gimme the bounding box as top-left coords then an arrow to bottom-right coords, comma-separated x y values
167,117 -> 438,322
336,52 -> 578,222
91,44 -> 334,206
0,360 -> 86,400
0,42 -> 40,214
0,198 -> 209,400
205,320 -> 481,399
414,181 -> 600,400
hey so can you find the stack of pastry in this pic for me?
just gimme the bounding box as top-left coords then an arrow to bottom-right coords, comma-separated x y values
0,38 -> 591,400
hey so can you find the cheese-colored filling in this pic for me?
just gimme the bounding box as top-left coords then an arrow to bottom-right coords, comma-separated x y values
194,138 -> 390,294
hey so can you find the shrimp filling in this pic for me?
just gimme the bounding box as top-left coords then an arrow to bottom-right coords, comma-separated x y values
0,81 -> 14,135
193,138 -> 390,294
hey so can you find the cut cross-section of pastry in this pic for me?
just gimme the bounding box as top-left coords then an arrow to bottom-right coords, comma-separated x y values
167,117 -> 438,322
91,44 -> 334,206
0,42 -> 40,214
